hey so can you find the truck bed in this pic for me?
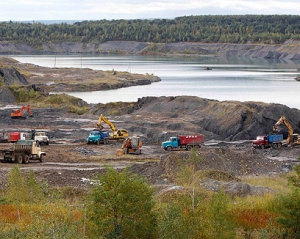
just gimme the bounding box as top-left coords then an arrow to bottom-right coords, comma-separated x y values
178,135 -> 204,145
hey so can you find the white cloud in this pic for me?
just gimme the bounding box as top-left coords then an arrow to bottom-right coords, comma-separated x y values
1,0 -> 300,21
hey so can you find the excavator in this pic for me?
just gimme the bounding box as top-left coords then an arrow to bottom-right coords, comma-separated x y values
11,105 -> 33,119
273,116 -> 300,146
96,114 -> 128,140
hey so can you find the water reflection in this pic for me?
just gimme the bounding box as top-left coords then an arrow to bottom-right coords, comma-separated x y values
9,54 -> 300,109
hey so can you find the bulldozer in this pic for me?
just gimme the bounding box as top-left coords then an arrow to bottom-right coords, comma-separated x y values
11,105 -> 33,119
273,116 -> 300,146
96,114 -> 128,140
121,136 -> 142,155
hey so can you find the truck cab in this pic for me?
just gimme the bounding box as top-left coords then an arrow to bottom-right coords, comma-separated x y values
252,136 -> 268,148
34,132 -> 49,145
162,137 -> 179,151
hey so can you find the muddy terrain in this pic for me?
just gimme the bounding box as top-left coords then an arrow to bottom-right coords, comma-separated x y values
1,57 -> 300,192
0,102 -> 299,192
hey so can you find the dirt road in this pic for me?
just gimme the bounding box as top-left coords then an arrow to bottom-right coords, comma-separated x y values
1,140 -> 299,190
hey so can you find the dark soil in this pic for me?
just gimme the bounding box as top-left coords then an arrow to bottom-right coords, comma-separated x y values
0,105 -> 299,191
1,57 -> 300,191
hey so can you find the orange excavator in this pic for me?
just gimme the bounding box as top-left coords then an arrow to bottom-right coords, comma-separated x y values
11,105 -> 33,119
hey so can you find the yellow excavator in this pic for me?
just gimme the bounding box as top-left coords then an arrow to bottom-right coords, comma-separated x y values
273,116 -> 300,146
96,114 -> 128,140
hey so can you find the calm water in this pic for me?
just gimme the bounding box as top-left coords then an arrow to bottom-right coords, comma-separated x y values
9,54 -> 300,110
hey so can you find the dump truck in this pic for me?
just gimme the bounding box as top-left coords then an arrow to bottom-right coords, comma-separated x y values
252,134 -> 283,149
162,135 -> 205,151
0,132 -> 27,143
30,130 -> 50,145
86,130 -> 110,144
0,140 -> 46,164
0,130 -> 49,145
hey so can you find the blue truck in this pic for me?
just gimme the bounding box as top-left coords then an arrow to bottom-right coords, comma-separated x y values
86,130 -> 110,145
162,135 -> 205,151
252,134 -> 283,149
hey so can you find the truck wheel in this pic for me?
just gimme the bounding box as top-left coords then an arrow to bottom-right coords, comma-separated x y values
97,140 -> 100,145
15,155 -> 23,164
187,145 -> 192,151
166,146 -> 172,152
39,155 -> 43,162
278,143 -> 282,149
261,145 -> 264,149
273,143 -> 278,149
23,155 -> 29,164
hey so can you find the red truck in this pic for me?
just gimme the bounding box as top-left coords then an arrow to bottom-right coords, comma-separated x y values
0,132 -> 27,143
252,134 -> 283,149
161,135 -> 204,151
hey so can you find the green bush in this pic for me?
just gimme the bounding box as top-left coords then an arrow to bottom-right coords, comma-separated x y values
87,168 -> 157,239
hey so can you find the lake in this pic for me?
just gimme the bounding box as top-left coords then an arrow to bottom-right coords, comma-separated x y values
9,54 -> 300,110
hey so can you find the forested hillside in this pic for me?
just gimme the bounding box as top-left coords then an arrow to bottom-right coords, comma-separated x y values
2,15 -> 300,47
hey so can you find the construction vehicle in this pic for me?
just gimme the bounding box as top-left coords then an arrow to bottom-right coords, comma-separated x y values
0,140 -> 46,164
30,130 -> 50,145
252,134 -> 283,149
273,116 -> 300,146
0,132 -> 26,143
86,130 -> 110,144
11,105 -> 33,119
96,114 -> 128,140
0,130 -> 49,145
122,136 -> 142,155
162,135 -> 205,151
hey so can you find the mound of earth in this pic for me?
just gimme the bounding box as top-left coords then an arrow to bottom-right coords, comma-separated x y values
1,95 -> 300,145
92,96 -> 300,142
200,178 -> 275,197
0,57 -> 161,94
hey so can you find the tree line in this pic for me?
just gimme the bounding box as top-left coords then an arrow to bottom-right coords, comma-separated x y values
1,15 -> 300,47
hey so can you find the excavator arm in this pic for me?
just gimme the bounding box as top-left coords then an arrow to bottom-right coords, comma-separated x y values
96,114 -> 117,132
96,114 -> 128,139
273,116 -> 294,143
11,105 -> 33,119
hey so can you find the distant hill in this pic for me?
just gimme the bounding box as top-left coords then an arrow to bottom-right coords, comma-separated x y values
1,15 -> 300,46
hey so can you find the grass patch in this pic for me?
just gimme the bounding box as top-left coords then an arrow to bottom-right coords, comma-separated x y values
9,85 -> 90,115
240,174 -> 291,194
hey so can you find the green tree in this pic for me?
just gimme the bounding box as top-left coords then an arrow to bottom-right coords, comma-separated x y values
87,168 -> 157,239
274,165 -> 300,238
276,189 -> 300,239
207,191 -> 236,239
6,165 -> 28,203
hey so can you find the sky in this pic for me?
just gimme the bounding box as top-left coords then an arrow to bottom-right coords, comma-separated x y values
2,0 -> 300,22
